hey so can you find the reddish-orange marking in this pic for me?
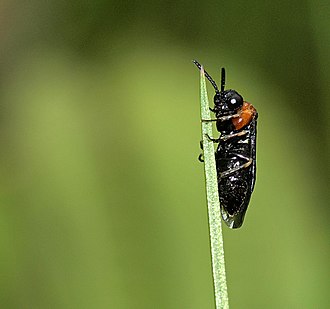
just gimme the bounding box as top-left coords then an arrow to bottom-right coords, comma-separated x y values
232,102 -> 257,130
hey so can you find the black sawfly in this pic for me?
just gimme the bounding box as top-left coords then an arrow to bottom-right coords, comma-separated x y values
194,60 -> 258,228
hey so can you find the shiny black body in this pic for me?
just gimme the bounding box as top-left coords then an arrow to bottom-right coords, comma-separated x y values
194,60 -> 258,228
216,115 -> 257,228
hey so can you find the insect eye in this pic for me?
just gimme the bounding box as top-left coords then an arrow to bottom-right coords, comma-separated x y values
226,91 -> 243,110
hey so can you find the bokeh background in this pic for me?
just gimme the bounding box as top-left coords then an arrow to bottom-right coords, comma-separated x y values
0,1 -> 329,308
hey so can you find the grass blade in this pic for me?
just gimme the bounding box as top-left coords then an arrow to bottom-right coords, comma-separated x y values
199,67 -> 229,309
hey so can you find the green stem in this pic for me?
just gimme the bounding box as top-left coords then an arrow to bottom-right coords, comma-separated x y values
199,67 -> 229,309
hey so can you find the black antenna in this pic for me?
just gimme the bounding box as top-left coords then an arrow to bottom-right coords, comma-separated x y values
221,67 -> 226,92
193,60 -> 219,92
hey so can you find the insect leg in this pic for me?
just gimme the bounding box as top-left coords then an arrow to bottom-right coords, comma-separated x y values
201,114 -> 239,123
220,130 -> 248,141
198,140 -> 204,162
219,155 -> 252,178
205,132 -> 248,143
217,114 -> 240,122
205,134 -> 221,143
201,118 -> 217,122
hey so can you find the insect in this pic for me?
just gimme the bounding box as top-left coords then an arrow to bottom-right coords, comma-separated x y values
193,60 -> 258,228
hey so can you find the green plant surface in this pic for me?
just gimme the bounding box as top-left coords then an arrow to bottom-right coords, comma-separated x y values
199,66 -> 229,309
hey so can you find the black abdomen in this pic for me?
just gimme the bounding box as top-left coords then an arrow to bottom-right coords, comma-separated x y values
215,120 -> 256,228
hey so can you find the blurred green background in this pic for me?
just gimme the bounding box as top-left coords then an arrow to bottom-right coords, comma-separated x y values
0,1 -> 329,308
